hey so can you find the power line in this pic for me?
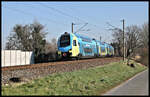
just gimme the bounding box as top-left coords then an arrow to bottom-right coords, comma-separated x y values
35,3 -> 115,43
4,2 -> 75,22
67,7 -> 106,37
4,3 -> 104,39
64,7 -> 104,29
39,3 -> 74,18
74,23 -> 88,33
5,3 -> 101,33
39,2 -> 95,34
3,6 -> 65,27
38,2 -> 88,23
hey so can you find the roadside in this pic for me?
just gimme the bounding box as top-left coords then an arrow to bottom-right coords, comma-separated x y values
2,60 -> 147,95
103,69 -> 149,95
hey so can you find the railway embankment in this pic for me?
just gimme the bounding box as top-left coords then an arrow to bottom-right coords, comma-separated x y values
2,58 -> 147,95
2,57 -> 121,85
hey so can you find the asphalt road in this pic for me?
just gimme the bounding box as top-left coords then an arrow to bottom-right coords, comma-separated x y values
103,69 -> 149,96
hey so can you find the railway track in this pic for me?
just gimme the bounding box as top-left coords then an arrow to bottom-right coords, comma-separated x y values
2,57 -> 121,71
2,57 -> 122,85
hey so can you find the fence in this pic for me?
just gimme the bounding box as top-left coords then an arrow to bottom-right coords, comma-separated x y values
1,50 -> 34,67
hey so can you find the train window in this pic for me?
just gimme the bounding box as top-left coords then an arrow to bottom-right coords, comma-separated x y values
73,40 -> 77,46
84,48 -> 92,53
101,47 -> 105,52
60,35 -> 70,47
78,42 -> 80,46
107,47 -> 109,52
109,48 -> 112,52
80,36 -> 91,43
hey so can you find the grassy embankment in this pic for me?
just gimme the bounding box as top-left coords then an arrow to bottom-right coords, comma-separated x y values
2,60 -> 147,95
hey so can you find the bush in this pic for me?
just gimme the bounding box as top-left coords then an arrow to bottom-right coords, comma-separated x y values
138,48 -> 149,66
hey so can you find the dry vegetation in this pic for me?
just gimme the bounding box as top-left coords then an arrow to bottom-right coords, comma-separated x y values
109,22 -> 149,67
135,48 -> 149,66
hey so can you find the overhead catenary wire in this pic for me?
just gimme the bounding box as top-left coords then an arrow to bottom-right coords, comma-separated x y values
38,2 -> 88,23
39,3 -> 74,18
74,23 -> 88,33
4,3 -> 109,42
3,6 -> 66,27
3,5 -> 66,66
59,5 -> 106,41
3,2 -> 78,24
63,6 -> 110,41
39,3 -> 99,34
38,3 -> 95,34
5,3 -> 101,33
64,6 -> 104,29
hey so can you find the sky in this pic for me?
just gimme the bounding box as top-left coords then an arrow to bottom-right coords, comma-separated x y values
2,1 -> 149,49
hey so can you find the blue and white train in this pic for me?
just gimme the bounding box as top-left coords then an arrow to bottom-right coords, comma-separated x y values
57,32 -> 114,59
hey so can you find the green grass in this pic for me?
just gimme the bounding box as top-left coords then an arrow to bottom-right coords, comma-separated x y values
2,60 -> 147,96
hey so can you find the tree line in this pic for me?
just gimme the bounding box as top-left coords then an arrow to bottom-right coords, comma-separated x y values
5,21 -> 149,65
109,22 -> 149,65
5,21 -> 58,63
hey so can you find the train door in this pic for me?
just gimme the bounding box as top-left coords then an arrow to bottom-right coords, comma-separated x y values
96,42 -> 99,56
99,46 -> 101,56
110,47 -> 112,56
101,46 -> 106,56
107,47 -> 109,56
71,36 -> 80,57
91,40 -> 98,57
96,44 -> 99,56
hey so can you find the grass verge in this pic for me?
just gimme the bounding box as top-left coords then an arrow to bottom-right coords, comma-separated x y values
2,60 -> 147,96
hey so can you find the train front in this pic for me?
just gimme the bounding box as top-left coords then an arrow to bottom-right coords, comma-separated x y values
57,32 -> 72,58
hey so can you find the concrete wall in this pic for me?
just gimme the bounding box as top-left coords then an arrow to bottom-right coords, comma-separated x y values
1,50 -> 34,67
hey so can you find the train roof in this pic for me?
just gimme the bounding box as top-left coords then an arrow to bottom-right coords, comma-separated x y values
74,33 -> 112,45
74,33 -> 93,42
61,32 -> 113,47
74,33 -> 91,39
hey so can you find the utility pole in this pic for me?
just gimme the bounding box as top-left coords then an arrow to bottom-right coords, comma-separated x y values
100,36 -> 101,41
72,22 -> 74,33
121,19 -> 125,61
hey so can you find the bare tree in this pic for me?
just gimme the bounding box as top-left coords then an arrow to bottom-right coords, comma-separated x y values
125,25 -> 141,57
5,21 -> 47,58
5,33 -> 20,50
107,22 -> 148,66
43,39 -> 57,62
112,28 -> 124,56
44,42 -> 53,54
137,23 -> 149,66
139,22 -> 149,48
107,23 -> 124,56
30,21 -> 47,57
51,38 -> 57,51
107,22 -> 143,57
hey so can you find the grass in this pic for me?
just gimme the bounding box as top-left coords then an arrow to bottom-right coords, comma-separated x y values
2,60 -> 147,96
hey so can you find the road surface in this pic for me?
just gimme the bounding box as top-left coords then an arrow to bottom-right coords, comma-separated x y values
103,69 -> 149,95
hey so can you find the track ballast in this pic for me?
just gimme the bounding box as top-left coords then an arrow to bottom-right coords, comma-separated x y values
2,57 -> 122,85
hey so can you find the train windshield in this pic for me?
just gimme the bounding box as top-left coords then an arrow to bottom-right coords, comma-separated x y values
60,34 -> 70,47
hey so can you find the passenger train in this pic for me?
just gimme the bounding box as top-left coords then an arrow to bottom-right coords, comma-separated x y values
57,32 -> 114,59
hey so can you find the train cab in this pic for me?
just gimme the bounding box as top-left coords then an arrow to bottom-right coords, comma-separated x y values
57,32 -> 80,58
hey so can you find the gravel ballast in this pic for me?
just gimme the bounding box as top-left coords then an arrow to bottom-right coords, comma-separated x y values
2,57 -> 121,85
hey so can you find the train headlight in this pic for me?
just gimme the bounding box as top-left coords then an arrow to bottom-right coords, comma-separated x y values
57,51 -> 61,55
63,53 -> 67,57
